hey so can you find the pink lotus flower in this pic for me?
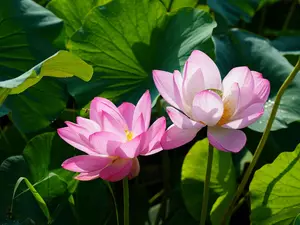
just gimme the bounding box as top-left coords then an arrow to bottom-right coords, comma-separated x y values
153,50 -> 270,152
58,91 -> 166,182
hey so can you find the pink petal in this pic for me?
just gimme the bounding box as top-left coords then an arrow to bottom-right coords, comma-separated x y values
100,111 -> 126,140
173,70 -> 184,110
207,127 -> 246,153
224,103 -> 264,129
166,106 -> 204,129
192,90 -> 224,126
118,102 -> 135,131
89,131 -> 122,155
161,124 -> 200,150
99,158 -> 133,182
222,67 -> 254,109
57,127 -> 96,155
115,134 -> 143,158
251,71 -> 270,103
140,117 -> 166,155
182,61 -> 205,106
133,90 -> 151,130
75,170 -> 101,181
65,121 -> 90,138
132,114 -> 146,136
185,50 -> 222,90
153,70 -> 183,109
76,117 -> 101,133
90,97 -> 126,128
62,155 -> 112,173
128,158 -> 140,179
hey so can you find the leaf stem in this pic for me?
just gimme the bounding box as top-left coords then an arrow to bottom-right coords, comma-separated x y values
105,181 -> 119,225
282,0 -> 298,31
123,177 -> 130,225
200,143 -> 214,225
221,57 -> 300,224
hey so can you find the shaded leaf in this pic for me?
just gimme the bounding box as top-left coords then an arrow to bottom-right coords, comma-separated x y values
214,29 -> 300,132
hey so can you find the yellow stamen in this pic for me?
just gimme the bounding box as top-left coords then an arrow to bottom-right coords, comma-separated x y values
217,99 -> 235,126
125,130 -> 133,141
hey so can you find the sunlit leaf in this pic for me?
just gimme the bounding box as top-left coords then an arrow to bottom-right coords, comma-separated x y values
250,144 -> 300,225
181,138 -> 236,225
67,0 -> 216,106
0,51 -> 93,105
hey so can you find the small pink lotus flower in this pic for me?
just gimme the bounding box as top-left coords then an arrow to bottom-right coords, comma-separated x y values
153,50 -> 270,152
58,90 -> 166,182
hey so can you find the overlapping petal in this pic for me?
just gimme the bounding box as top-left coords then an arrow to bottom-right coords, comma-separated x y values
153,70 -> 183,109
207,127 -> 246,152
192,90 -> 224,126
161,125 -> 200,150
99,158 -> 133,182
62,155 -> 112,173
185,50 -> 222,90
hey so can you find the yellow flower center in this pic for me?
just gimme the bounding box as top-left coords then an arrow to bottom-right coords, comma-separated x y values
202,89 -> 235,126
217,99 -> 235,126
125,130 -> 133,141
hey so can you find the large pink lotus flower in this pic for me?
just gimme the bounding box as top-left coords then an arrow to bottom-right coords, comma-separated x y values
153,50 -> 270,153
58,91 -> 166,182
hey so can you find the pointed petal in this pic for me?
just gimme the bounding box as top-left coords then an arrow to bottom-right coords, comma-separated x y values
132,114 -> 146,136
75,170 -> 101,181
57,127 -> 96,155
62,155 -> 112,173
140,117 -> 166,155
100,111 -> 126,139
173,70 -> 184,109
65,121 -> 90,138
192,90 -> 224,126
128,158 -> 140,179
153,70 -> 183,109
161,125 -> 200,150
185,50 -> 222,90
222,67 -> 254,109
89,131 -> 122,155
118,102 -> 135,131
115,134 -> 143,158
90,97 -> 126,128
76,117 -> 101,133
167,106 -> 204,129
132,90 -> 151,130
99,158 -> 133,182
182,61 -> 205,106
207,127 -> 246,153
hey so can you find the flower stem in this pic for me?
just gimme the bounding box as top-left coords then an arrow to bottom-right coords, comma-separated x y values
282,0 -> 298,31
221,57 -> 300,225
105,181 -> 119,225
123,177 -> 130,225
200,143 -> 214,225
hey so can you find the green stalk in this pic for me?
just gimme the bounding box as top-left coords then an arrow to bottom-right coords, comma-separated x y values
221,58 -> 300,224
200,143 -> 214,225
282,0 -> 298,31
105,181 -> 119,225
123,178 -> 130,225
